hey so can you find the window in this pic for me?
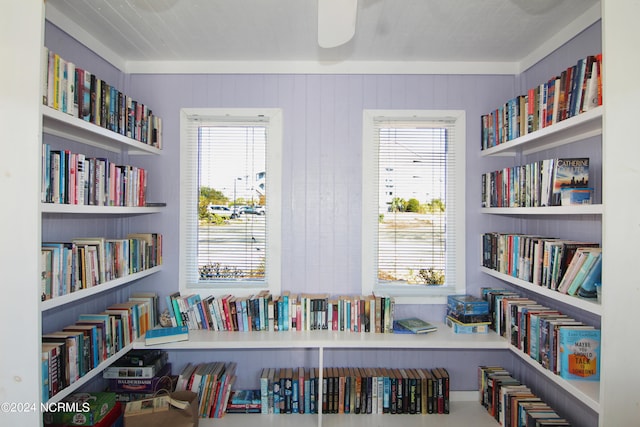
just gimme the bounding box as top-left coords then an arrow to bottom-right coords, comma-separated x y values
180,108 -> 282,296
362,110 -> 465,303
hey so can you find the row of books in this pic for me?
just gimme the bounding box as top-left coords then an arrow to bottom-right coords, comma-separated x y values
479,366 -> 571,427
166,291 -> 396,334
41,233 -> 162,301
42,143 -> 148,207
261,366 -> 449,416
481,53 -> 602,150
481,233 -> 601,297
41,293 -> 159,401
174,361 -> 238,418
481,157 -> 590,208
482,288 -> 601,381
43,48 -> 163,148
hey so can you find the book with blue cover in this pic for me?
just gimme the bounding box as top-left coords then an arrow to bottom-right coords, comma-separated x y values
558,327 -> 601,381
145,325 -> 188,346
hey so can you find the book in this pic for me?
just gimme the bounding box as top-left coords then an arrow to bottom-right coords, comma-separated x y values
394,317 -> 438,334
577,253 -> 602,298
144,325 -> 189,346
103,351 -> 168,379
566,248 -> 602,296
558,327 -> 601,381
108,363 -> 174,393
551,158 -> 589,206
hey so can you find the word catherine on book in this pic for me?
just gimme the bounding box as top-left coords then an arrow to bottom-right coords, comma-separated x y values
145,325 -> 189,346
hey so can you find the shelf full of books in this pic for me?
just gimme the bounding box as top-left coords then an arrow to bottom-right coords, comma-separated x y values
42,142 -> 149,207
481,157 -> 595,209
42,293 -> 159,404
480,54 -> 602,156
482,288 -> 600,412
138,291 -> 508,350
481,233 -> 602,312
40,233 -> 162,309
43,48 -> 162,153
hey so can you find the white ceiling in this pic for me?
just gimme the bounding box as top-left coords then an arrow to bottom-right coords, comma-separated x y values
45,0 -> 601,74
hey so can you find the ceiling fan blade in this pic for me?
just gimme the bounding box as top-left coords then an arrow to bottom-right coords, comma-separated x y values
317,0 -> 358,48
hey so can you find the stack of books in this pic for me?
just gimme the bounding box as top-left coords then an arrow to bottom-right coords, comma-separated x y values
445,295 -> 491,334
105,350 -> 174,402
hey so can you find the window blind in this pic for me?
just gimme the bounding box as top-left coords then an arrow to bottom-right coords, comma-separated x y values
182,113 -> 269,286
373,117 -> 459,287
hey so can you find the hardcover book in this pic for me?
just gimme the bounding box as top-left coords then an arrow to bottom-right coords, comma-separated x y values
558,327 -> 601,381
144,325 -> 189,346
394,317 -> 438,334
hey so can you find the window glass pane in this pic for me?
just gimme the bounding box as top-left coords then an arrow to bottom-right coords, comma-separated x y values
198,126 -> 267,282
362,110 -> 465,301
378,127 -> 447,285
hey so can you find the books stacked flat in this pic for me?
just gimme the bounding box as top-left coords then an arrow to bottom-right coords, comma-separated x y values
445,295 -> 491,334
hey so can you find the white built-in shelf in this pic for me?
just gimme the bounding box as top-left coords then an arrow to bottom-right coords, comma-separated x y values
511,347 -> 600,412
42,105 -> 161,155
46,342 -> 134,404
480,106 -> 603,157
480,267 -> 602,316
41,203 -> 164,215
40,265 -> 162,312
197,401 -> 501,427
480,204 -> 602,215
134,323 -> 509,351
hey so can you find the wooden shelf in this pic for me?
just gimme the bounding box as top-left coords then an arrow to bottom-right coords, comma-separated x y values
40,266 -> 162,312
480,267 -> 602,316
42,105 -> 161,155
480,106 -> 602,157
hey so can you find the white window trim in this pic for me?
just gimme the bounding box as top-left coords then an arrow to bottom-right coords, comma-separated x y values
179,108 -> 282,298
361,109 -> 466,304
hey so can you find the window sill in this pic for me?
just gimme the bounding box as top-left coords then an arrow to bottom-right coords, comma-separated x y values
373,284 -> 460,304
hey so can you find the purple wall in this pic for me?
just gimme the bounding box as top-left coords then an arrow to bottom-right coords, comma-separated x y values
44,19 -> 601,424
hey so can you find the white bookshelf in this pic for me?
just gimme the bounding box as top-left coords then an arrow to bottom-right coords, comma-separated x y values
40,266 -> 162,312
197,402 -> 501,427
480,267 -> 602,316
45,343 -> 134,404
40,94 -> 163,407
510,347 -> 599,412
134,325 -> 509,351
42,105 -> 161,155
480,106 -> 602,157
41,203 -> 164,215
480,204 -> 602,215
479,81 -> 603,423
